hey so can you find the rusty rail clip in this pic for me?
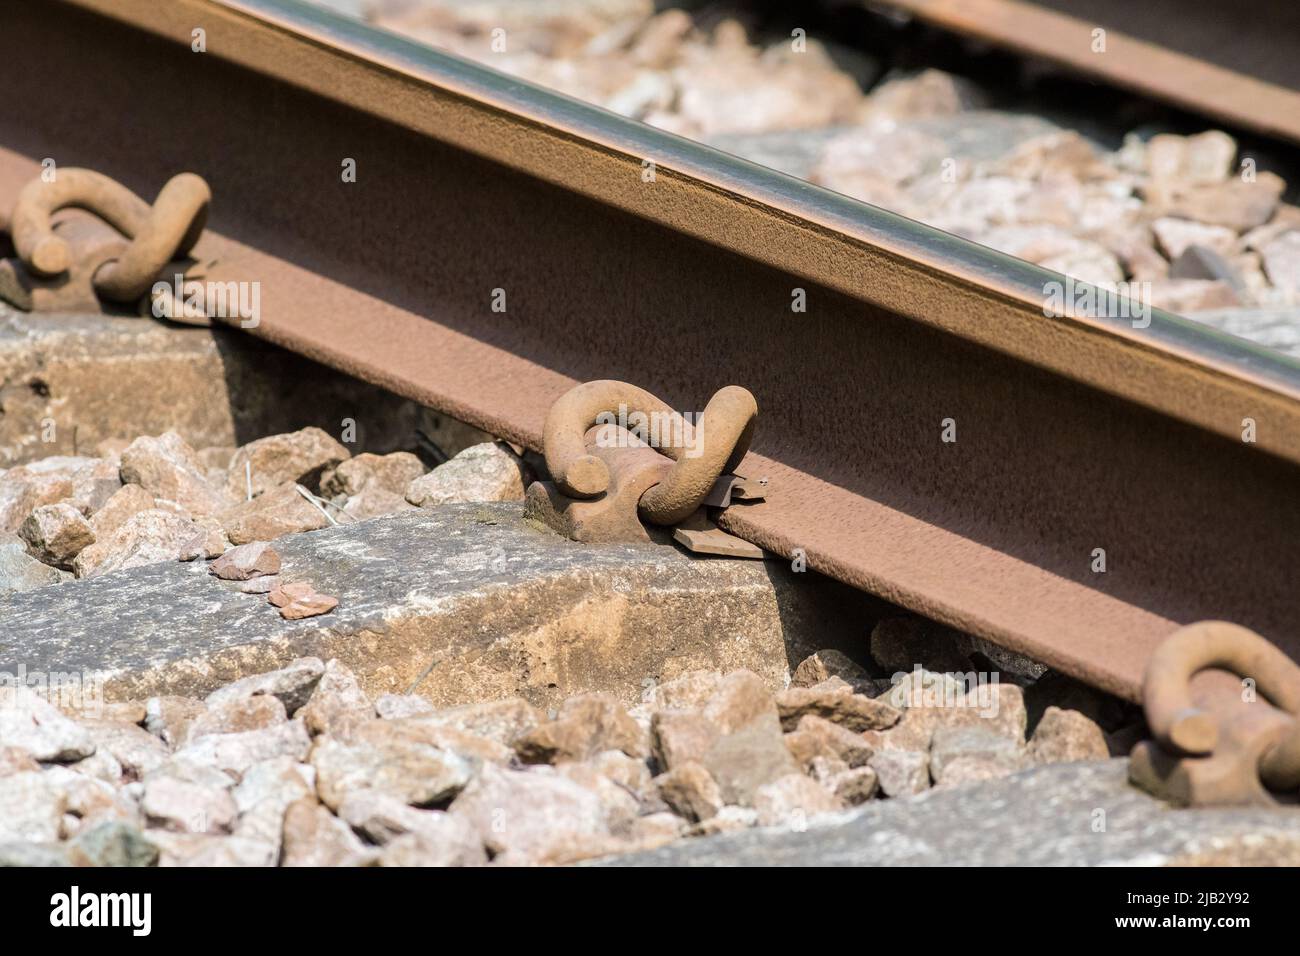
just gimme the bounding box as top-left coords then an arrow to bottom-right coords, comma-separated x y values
524,379 -> 765,556
1130,620 -> 1300,806
0,168 -> 210,320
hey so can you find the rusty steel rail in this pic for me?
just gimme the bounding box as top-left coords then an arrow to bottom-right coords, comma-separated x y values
872,0 -> 1300,146
5,0 -> 1300,702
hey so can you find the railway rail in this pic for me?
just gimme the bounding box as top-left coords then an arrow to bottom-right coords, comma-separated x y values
869,0 -> 1300,147
4,0 -> 1300,719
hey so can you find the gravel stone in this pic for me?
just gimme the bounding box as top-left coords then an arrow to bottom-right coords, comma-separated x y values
404,442 -> 530,507
1152,217 -> 1237,259
119,431 -> 226,517
654,762 -> 723,822
930,725 -> 1028,788
141,772 -> 238,835
514,693 -> 646,763
280,797 -> 371,867
1148,277 -> 1243,313
100,700 -> 148,725
586,749 -> 652,793
643,669 -> 722,711
1261,231 -> 1300,299
178,516 -> 229,561
701,669 -> 777,734
0,745 -> 40,776
183,695 -> 287,745
753,773 -> 845,827
225,427 -> 350,500
701,711 -> 800,807
79,719 -> 169,780
61,747 -> 125,787
449,763 -> 610,863
376,828 -> 487,867
321,451 -> 425,498
155,833 -> 278,867
791,649 -> 873,689
219,482 -> 329,544
827,765 -> 880,805
310,732 -> 472,810
374,693 -> 435,720
355,713 -> 510,762
268,580 -> 339,620
555,761 -> 641,831
88,484 -> 155,540
298,659 -> 373,737
0,467 -> 73,535
1145,171 -> 1285,233
415,697 -> 544,747
649,708 -> 718,770
42,765 -> 138,834
209,541 -> 281,580
205,657 -> 325,714
235,574 -> 278,594
337,790 -> 487,866
65,821 -> 159,867
775,679 -> 901,732
792,714 -> 874,767
171,719 -> 311,781
144,695 -> 207,748
340,485 -> 416,520
18,503 -> 94,569
687,804 -> 759,838
232,756 -> 315,816
0,772 -> 68,842
1145,130 -> 1236,183
0,841 -> 69,866
0,532 -> 67,595
1028,706 -> 1110,764
624,811 -> 687,849
0,686 -> 95,761
867,681 -> 1026,754
868,748 -> 930,798
232,757 -> 317,851
73,508 -> 201,578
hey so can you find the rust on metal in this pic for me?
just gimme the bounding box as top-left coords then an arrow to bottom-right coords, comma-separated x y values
871,0 -> 1300,145
1130,621 -> 1300,806
90,172 -> 210,301
639,385 -> 755,526
529,381 -> 758,544
525,428 -> 674,545
1,166 -> 211,312
9,0 -> 1300,702
0,214 -> 126,312
672,509 -> 767,560
542,380 -> 757,527
702,475 -> 766,510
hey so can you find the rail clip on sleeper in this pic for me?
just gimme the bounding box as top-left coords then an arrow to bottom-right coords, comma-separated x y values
1130,620 -> 1300,806
0,167 -> 211,321
524,379 -> 766,557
